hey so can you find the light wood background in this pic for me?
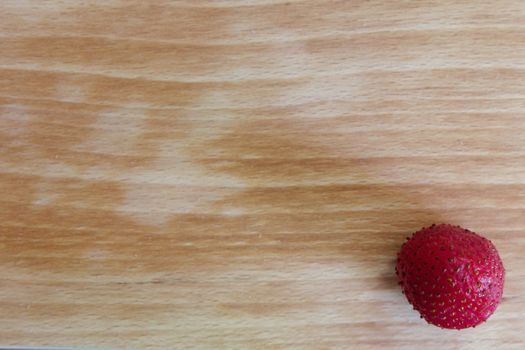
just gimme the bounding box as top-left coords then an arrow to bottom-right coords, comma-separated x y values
1,1 -> 525,349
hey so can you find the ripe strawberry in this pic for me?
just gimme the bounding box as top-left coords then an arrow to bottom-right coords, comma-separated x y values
396,224 -> 505,329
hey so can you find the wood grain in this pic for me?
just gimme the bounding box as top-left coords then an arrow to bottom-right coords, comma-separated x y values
1,1 -> 525,349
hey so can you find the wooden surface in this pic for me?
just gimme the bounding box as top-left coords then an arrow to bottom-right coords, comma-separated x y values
1,1 -> 525,349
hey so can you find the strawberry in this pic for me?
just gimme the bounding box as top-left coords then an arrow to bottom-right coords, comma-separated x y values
396,224 -> 505,329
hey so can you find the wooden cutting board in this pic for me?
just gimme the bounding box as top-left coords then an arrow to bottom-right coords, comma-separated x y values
1,1 -> 524,349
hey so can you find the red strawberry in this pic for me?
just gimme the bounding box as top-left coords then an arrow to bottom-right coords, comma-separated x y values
396,224 -> 505,329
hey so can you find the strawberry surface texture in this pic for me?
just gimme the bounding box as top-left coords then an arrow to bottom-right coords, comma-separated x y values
396,224 -> 505,329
